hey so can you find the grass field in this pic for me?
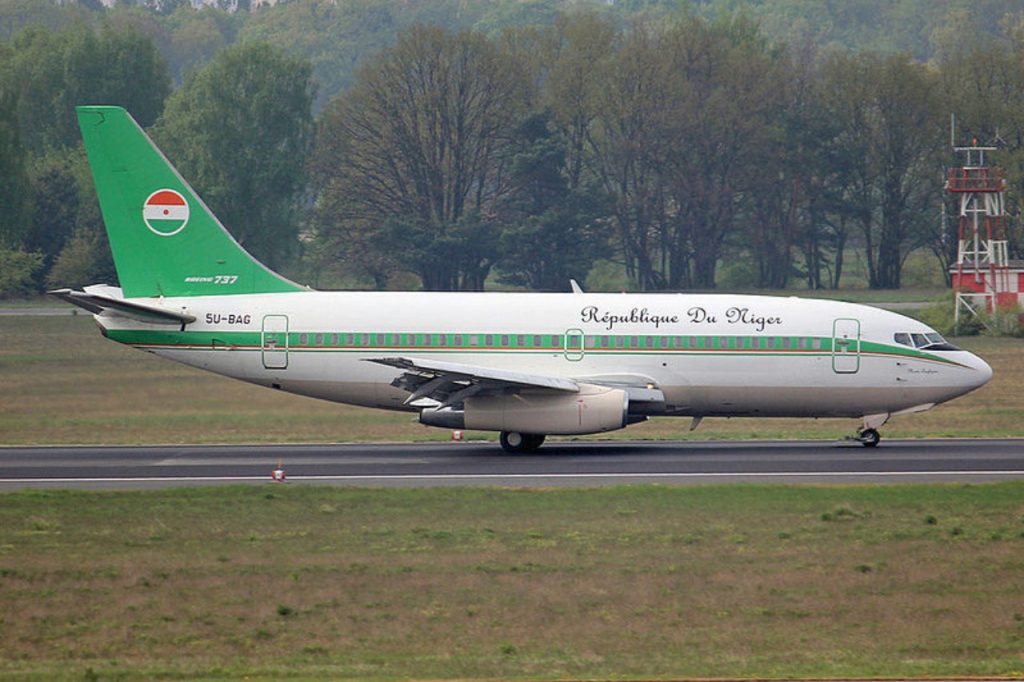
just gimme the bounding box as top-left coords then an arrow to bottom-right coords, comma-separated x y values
1,484 -> 1024,680
2,315 -> 1024,680
0,315 -> 1021,445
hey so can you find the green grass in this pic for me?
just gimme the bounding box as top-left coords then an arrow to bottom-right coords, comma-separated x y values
1,315 -> 1021,445
1,484 -> 1023,679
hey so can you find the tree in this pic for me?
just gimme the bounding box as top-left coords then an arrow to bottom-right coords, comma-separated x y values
495,112 -> 611,291
539,12 -> 617,190
0,56 -> 32,248
239,0 -> 397,112
153,41 -> 315,270
311,25 -> 530,290
160,5 -> 237,83
5,22 -> 171,155
656,13 -> 788,290
587,13 -> 786,290
25,151 -> 80,285
586,22 -> 670,291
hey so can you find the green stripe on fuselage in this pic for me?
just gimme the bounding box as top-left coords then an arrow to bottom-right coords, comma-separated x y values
104,329 -> 962,367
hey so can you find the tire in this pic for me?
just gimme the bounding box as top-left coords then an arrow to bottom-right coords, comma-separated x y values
500,431 -> 545,453
523,434 -> 546,451
859,428 -> 881,448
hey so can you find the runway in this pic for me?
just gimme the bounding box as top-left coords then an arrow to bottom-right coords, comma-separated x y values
1,438 -> 1023,489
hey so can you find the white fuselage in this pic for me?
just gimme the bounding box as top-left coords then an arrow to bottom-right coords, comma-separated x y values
96,291 -> 992,424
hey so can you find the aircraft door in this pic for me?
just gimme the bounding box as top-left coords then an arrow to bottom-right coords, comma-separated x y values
831,318 -> 860,374
564,328 -> 585,361
262,314 -> 289,369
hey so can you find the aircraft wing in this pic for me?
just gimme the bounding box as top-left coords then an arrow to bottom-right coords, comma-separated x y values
364,356 -> 665,410
365,356 -> 578,408
49,286 -> 195,327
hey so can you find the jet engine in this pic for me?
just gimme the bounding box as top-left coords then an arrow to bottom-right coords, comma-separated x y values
458,384 -> 629,435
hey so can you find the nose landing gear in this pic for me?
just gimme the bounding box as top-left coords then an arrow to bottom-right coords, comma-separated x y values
857,427 -> 881,447
852,413 -> 889,447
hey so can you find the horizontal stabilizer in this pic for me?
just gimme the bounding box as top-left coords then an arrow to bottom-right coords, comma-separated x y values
50,287 -> 195,326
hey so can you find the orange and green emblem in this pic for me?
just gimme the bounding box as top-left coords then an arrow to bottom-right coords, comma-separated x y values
143,189 -> 190,236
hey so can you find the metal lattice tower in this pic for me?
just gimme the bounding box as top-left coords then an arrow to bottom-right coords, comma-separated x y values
947,131 -> 1009,332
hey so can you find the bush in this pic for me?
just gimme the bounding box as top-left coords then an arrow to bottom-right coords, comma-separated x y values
0,247 -> 44,298
44,229 -> 108,290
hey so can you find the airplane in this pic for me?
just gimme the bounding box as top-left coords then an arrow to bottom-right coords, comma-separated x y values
53,105 -> 993,453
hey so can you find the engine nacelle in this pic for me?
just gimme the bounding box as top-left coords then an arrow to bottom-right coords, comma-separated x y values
462,384 -> 628,435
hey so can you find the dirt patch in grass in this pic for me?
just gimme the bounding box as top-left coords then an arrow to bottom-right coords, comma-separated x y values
1,317 -> 1021,445
0,484 -> 1023,679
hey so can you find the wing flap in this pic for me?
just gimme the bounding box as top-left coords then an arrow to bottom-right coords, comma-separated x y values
367,356 -> 579,392
364,356 -> 579,406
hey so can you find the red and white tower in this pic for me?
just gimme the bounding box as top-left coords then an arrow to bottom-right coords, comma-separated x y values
947,134 -> 1012,331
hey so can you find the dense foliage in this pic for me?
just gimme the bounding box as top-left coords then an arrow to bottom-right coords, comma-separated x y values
3,0 -> 1024,293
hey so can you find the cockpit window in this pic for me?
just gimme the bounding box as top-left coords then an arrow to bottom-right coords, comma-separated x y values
923,333 -> 960,351
893,331 -> 960,351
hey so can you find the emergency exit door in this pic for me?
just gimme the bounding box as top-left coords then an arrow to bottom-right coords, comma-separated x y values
262,315 -> 289,369
831,318 -> 860,374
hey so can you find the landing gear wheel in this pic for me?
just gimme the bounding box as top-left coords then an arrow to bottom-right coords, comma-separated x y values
499,432 -> 546,453
858,428 -> 881,448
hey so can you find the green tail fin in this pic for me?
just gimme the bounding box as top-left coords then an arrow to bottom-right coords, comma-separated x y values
76,105 -> 303,298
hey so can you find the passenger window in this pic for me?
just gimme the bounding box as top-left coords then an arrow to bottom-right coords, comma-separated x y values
299,333 -> 309,345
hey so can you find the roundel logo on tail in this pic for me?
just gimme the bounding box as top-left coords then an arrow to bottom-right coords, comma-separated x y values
142,189 -> 190,236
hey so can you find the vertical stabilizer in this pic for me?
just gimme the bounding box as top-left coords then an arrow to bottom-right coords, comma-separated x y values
76,105 -> 304,298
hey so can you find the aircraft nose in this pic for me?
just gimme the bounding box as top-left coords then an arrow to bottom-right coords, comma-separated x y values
964,352 -> 993,390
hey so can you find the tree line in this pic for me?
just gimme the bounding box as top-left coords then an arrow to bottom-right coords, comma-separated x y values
3,3 -> 1024,295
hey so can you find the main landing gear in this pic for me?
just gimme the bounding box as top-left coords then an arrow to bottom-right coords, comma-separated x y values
499,431 -> 546,453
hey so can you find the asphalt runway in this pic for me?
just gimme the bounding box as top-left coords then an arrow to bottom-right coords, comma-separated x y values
1,438 -> 1023,489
